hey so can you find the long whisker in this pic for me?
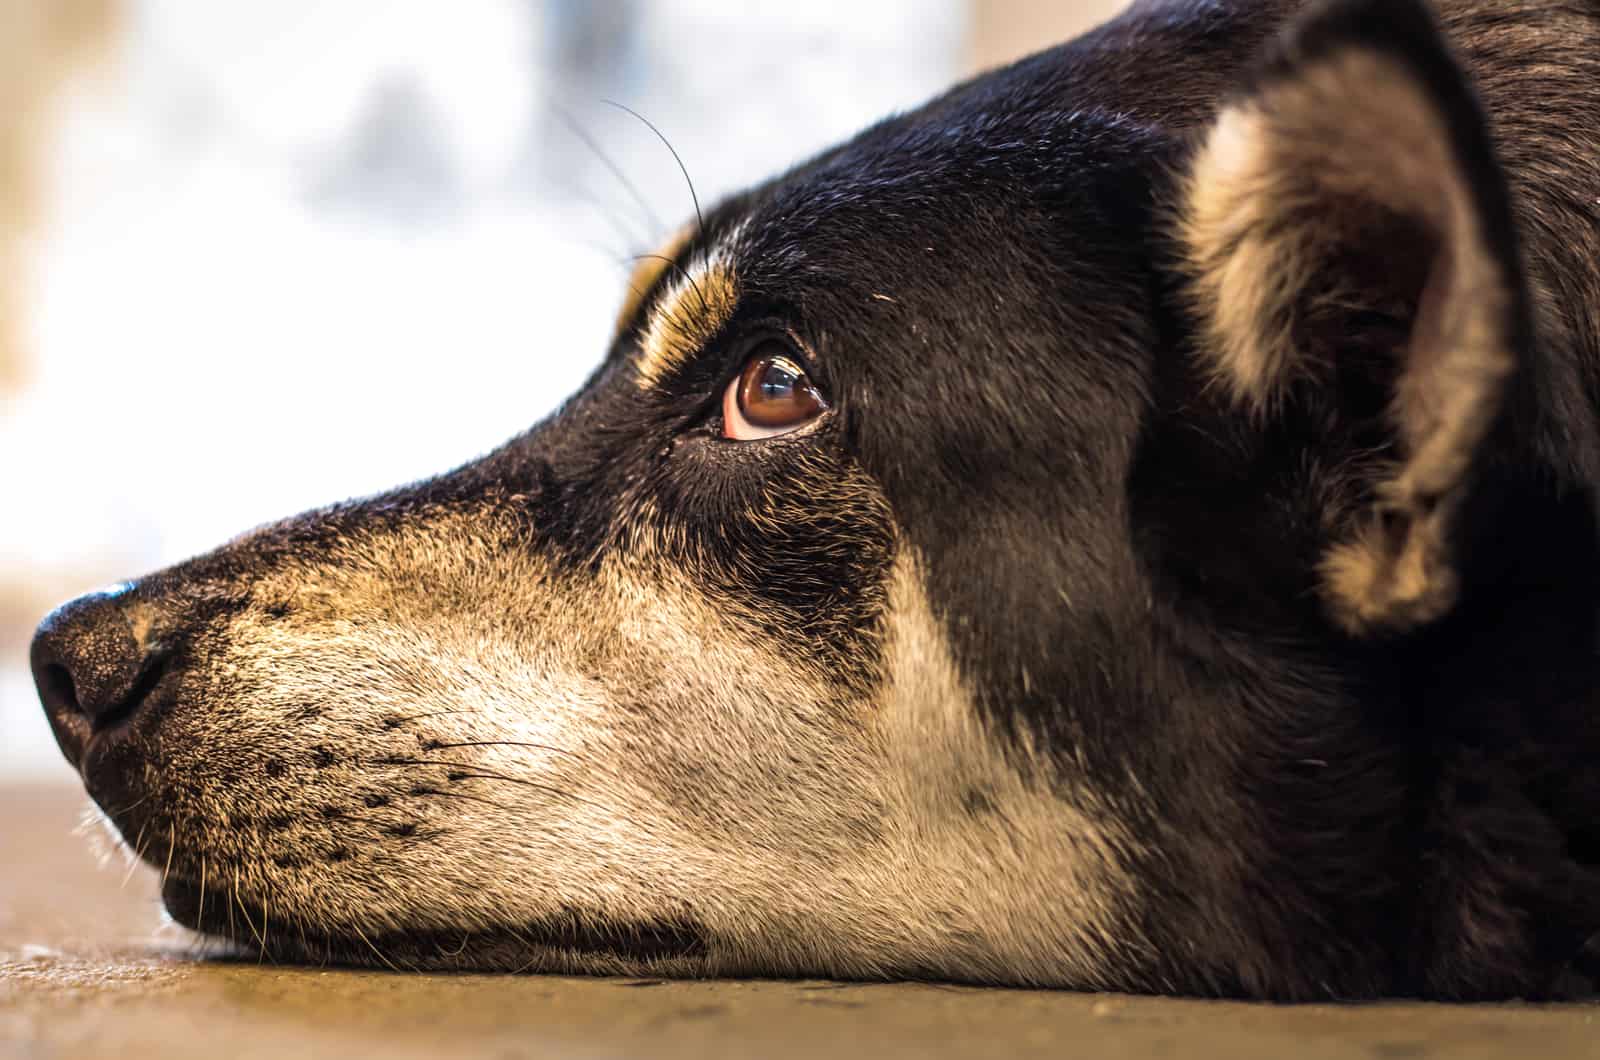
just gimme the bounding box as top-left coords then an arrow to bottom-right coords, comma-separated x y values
106,792 -> 153,817
409,787 -> 511,811
555,105 -> 664,236
197,857 -> 207,932
296,916 -> 314,967
386,709 -> 481,726
426,739 -> 587,761
351,923 -> 404,973
616,275 -> 656,334
602,100 -> 704,234
234,867 -> 265,950
367,756 -> 597,809
260,891 -> 271,965
161,821 -> 176,889
420,739 -> 627,785
123,820 -> 151,888
444,771 -> 598,809
541,172 -> 649,262
625,251 -> 710,317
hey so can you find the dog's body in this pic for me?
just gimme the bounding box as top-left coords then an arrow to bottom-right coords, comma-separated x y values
29,0 -> 1600,999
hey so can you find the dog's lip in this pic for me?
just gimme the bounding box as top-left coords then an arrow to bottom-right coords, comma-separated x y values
159,876 -> 711,970
72,676 -> 182,825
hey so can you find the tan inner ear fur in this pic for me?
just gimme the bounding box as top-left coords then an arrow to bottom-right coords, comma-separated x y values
1180,50 -> 1518,634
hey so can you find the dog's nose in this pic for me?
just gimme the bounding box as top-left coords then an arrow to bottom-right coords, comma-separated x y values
30,586 -> 167,769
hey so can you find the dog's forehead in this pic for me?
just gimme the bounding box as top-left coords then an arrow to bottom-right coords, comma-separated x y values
666,73 -> 1228,295
611,0 -> 1286,403
623,117 -> 1136,343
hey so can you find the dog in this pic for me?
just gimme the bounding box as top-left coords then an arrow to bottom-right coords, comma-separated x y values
28,0 -> 1600,1000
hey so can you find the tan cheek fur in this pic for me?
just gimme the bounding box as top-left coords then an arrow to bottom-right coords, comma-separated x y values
130,510 -> 1135,987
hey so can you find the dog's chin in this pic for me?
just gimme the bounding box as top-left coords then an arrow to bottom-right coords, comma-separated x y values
158,876 -> 712,974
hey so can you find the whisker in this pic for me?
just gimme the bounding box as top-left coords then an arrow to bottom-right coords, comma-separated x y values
123,820 -> 151,888
625,251 -> 711,318
234,867 -> 265,950
539,172 -> 649,263
386,709 -> 481,726
197,858 -> 207,932
260,891 -> 271,965
296,916 -> 313,966
367,756 -> 597,809
351,923 -> 404,973
426,739 -> 585,760
555,104 -> 664,236
410,788 -> 510,810
616,276 -> 656,334
602,100 -> 704,234
420,740 -> 629,785
106,792 -> 153,817
161,821 -> 176,889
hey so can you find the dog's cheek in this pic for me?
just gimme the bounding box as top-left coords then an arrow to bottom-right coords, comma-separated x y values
127,516 -> 878,937
647,443 -> 898,688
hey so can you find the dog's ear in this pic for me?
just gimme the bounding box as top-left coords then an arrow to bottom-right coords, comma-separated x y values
1178,0 -> 1533,635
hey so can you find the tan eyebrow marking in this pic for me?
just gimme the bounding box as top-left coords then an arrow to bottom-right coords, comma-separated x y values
633,241 -> 740,389
613,224 -> 697,341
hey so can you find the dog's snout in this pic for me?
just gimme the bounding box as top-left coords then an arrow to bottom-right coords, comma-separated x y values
30,586 -> 168,768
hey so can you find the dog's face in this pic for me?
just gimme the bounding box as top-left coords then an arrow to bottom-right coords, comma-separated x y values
31,0 -> 1600,998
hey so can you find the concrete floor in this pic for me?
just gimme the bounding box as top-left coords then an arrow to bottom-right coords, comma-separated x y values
3,782 -> 1597,1060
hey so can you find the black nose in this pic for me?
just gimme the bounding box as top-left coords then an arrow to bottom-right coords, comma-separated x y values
31,586 -> 169,769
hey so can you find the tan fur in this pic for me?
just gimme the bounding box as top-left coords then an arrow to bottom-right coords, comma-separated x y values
1319,510 -> 1458,634
1181,49 -> 1518,634
633,236 -> 740,389
1180,52 -> 1511,413
131,500 -> 1133,983
613,223 -> 697,341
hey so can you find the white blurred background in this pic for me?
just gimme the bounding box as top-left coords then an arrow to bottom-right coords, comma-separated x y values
0,0 -> 1126,778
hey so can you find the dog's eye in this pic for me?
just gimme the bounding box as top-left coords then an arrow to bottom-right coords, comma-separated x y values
721,344 -> 828,440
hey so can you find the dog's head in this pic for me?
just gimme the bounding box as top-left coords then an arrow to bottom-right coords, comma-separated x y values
30,0 -> 1600,997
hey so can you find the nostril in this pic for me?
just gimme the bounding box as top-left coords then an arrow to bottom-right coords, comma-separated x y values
37,663 -> 83,720
95,652 -> 172,731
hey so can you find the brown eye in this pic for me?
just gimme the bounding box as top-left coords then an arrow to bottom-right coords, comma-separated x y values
721,344 -> 828,440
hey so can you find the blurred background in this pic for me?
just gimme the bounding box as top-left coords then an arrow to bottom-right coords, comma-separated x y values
1,0 -> 1127,778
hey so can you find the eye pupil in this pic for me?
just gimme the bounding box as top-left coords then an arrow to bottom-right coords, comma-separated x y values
758,361 -> 798,400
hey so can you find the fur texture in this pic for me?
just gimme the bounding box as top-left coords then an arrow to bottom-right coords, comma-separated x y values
30,0 -> 1600,1000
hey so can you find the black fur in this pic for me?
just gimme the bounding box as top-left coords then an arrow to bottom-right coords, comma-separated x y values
32,0 -> 1600,998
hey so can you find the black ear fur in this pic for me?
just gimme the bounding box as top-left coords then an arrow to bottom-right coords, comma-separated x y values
1178,0 -> 1534,635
